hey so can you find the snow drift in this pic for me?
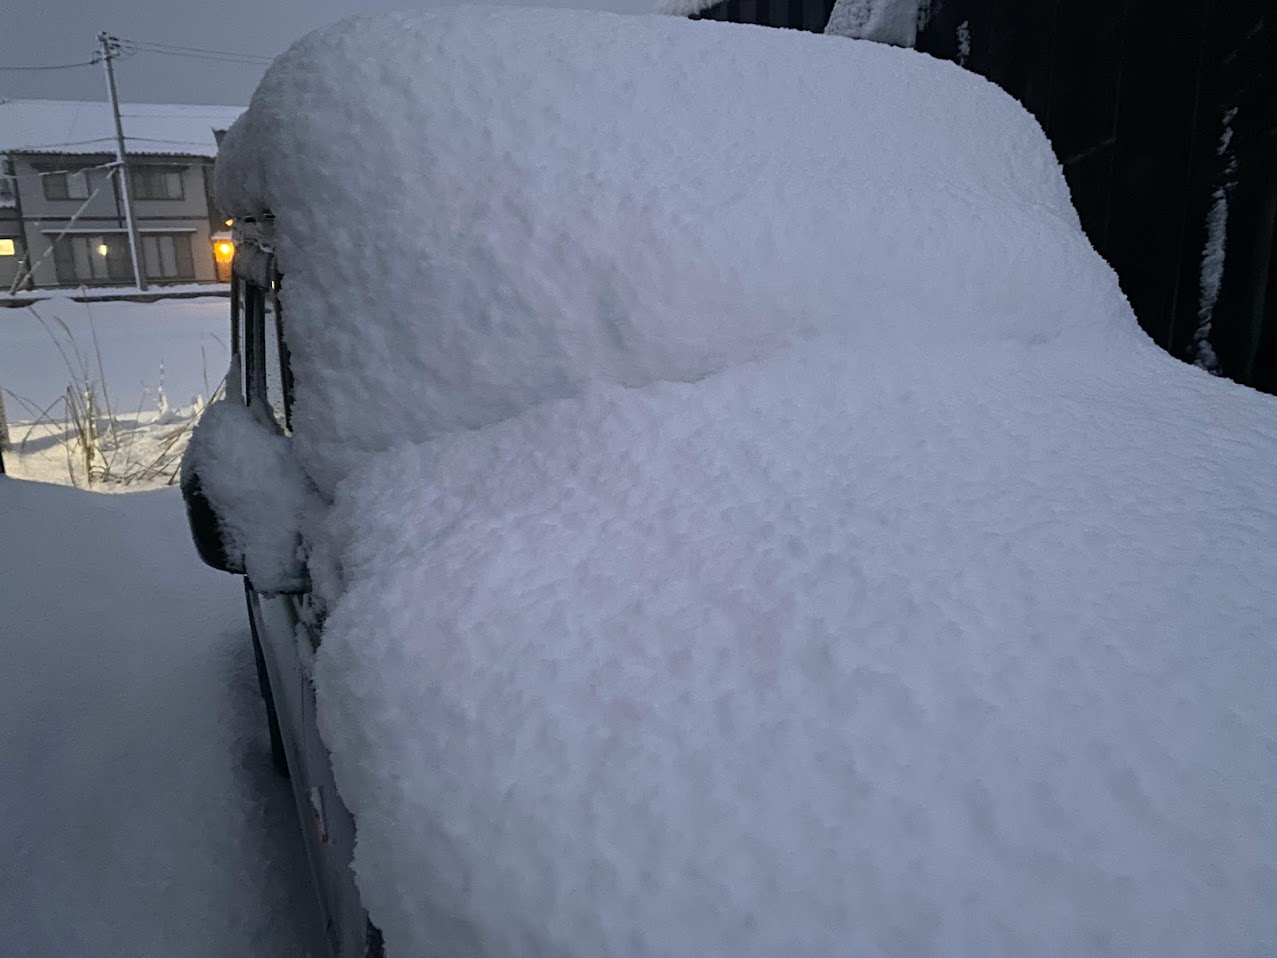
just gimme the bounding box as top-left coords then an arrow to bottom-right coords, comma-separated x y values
216,8 -> 1277,958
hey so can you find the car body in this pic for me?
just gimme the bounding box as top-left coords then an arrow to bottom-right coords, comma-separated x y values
183,9 -> 1277,958
183,222 -> 381,958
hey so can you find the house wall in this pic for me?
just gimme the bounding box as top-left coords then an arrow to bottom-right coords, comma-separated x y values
12,153 -> 220,288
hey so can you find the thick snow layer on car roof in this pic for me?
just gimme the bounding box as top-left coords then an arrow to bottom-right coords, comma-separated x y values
215,6 -> 1128,498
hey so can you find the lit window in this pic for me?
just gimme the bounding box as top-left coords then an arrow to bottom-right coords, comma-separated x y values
0,238 -> 14,256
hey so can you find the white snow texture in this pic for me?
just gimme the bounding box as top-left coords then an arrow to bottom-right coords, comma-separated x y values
216,9 -> 1277,958
216,8 -> 1108,499
0,479 -> 319,957
181,398 -> 311,593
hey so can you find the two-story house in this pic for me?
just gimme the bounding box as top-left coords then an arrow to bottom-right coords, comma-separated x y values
1,99 -> 243,292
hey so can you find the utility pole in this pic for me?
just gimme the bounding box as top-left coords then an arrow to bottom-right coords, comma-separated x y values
96,32 -> 147,291
0,386 -> 10,473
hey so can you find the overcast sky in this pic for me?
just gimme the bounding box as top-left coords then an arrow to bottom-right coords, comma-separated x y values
1,0 -> 655,106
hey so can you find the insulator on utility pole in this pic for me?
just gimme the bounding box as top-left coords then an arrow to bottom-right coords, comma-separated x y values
97,32 -> 147,291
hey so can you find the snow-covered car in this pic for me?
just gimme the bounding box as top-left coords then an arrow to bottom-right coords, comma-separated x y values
183,8 -> 1277,958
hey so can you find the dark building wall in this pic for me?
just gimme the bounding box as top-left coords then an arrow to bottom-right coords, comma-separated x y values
916,0 -> 1277,392
689,0 -> 1277,394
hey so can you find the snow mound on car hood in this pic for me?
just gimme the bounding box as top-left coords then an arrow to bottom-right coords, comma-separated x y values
311,336 -> 1277,957
216,7 -> 1134,497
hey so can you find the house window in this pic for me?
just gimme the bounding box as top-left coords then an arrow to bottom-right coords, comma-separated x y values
52,234 -> 134,284
132,167 -> 185,201
0,239 -> 15,257
42,168 -> 96,201
141,232 -> 195,281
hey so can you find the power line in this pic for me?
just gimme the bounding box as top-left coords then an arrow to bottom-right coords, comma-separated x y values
132,48 -> 272,66
0,60 -> 98,71
4,138 -> 218,154
123,38 -> 272,60
124,137 -> 221,146
32,160 -> 119,177
4,137 -> 118,151
119,112 -> 242,118
119,38 -> 271,64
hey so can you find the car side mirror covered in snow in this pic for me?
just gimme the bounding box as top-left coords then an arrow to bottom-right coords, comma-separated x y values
181,466 -> 246,575
180,399 -> 313,594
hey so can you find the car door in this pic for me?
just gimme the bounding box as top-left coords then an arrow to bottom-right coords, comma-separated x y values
236,253 -> 382,958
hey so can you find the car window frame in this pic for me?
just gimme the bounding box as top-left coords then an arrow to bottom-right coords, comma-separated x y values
235,243 -> 292,433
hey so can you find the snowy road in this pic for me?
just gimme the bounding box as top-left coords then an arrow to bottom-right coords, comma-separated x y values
0,477 -> 322,957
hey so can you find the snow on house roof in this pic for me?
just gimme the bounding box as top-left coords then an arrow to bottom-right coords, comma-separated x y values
0,98 -> 242,157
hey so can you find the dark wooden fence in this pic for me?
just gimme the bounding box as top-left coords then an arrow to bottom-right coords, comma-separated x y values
693,0 -> 1277,395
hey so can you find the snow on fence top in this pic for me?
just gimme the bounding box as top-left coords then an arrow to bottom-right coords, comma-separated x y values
215,7 -> 1129,498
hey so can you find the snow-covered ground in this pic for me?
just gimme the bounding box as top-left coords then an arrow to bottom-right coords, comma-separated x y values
0,297 -> 318,954
1,297 -> 227,489
0,478 -> 322,956
0,283 -> 231,304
